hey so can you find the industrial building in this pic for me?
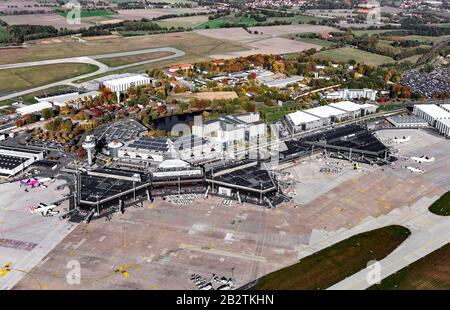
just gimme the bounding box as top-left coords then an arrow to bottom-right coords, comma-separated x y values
259,75 -> 306,88
413,104 -> 450,126
36,91 -> 100,107
435,119 -> 450,138
386,115 -> 429,128
329,101 -> 377,118
192,112 -> 266,159
283,110 -> 324,134
324,88 -> 378,101
16,101 -> 52,116
102,74 -> 152,103
0,146 -> 44,177
440,103 -> 450,113
304,105 -> 349,123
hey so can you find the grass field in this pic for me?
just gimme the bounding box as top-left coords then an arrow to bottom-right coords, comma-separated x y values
295,37 -> 334,47
428,191 -> 450,216
59,9 -> 116,18
97,51 -> 174,67
0,63 -> 98,93
313,47 -> 395,65
0,26 -> 11,42
155,15 -> 210,28
0,32 -> 246,65
257,104 -> 304,123
252,225 -> 411,290
266,15 -> 328,24
195,17 -> 258,29
369,243 -> 450,290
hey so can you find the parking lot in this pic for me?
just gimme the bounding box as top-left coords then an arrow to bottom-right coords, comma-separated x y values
10,128 -> 450,290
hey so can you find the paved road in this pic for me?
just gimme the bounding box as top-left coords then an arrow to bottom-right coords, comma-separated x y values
0,47 -> 185,102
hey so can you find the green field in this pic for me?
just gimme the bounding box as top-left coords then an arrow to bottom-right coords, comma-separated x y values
296,37 -> 334,47
369,243 -> 450,290
428,191 -> 450,216
0,63 -> 98,93
252,225 -> 411,290
195,17 -> 258,29
155,15 -> 210,28
97,51 -> 174,67
0,32 -> 245,65
0,26 -> 11,41
266,15 -> 328,24
257,104 -> 305,123
313,47 -> 395,65
59,9 -> 116,18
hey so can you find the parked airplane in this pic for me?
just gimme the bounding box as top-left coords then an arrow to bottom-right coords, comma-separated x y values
405,166 -> 424,174
411,155 -> 435,163
392,136 -> 411,144
29,203 -> 59,216
19,177 -> 53,188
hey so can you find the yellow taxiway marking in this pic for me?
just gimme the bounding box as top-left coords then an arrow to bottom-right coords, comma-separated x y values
150,283 -> 158,289
41,284 -> 48,290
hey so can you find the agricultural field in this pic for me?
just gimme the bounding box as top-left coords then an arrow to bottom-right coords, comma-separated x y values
369,243 -> 450,290
59,9 -> 117,19
0,63 -> 98,93
116,8 -> 208,21
313,47 -> 395,65
266,15 -> 329,24
252,225 -> 411,290
0,13 -> 92,30
195,17 -> 258,29
97,51 -> 175,67
155,15 -> 210,28
293,37 -> 334,47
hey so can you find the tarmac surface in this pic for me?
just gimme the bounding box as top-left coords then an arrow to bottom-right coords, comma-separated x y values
0,178 -> 77,290
4,128 -> 450,290
0,47 -> 186,101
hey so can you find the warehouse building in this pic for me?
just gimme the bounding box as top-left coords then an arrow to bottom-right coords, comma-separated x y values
0,146 -> 44,177
386,115 -> 429,128
304,105 -> 349,123
283,110 -> 325,134
329,101 -> 377,118
16,101 -> 53,116
435,119 -> 450,138
324,88 -> 378,101
103,74 -> 152,103
440,103 -> 450,113
413,104 -> 450,126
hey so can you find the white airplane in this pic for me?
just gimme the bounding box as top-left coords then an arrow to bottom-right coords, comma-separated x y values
405,166 -> 424,174
392,136 -> 410,144
411,155 -> 435,163
29,203 -> 59,216
19,177 -> 54,188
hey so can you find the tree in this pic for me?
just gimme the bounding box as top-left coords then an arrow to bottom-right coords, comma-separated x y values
41,108 -> 54,120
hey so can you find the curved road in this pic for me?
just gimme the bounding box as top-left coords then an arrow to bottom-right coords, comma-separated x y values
0,47 -> 185,101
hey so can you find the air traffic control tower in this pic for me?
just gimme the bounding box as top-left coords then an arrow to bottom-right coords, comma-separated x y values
82,135 -> 96,165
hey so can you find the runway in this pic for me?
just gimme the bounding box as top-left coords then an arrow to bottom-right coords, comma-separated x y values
0,47 -> 186,102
